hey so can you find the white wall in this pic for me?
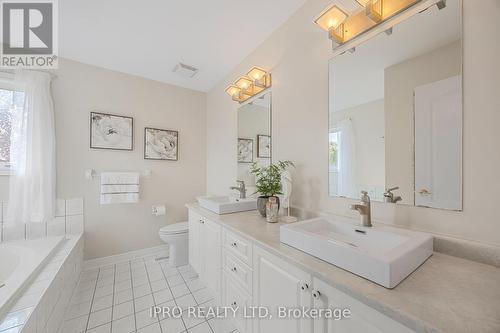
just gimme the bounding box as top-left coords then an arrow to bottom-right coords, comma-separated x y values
206,0 -> 500,247
1,58 -> 207,259
331,99 -> 385,200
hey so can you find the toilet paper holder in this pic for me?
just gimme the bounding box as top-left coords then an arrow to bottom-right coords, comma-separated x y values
152,205 -> 166,216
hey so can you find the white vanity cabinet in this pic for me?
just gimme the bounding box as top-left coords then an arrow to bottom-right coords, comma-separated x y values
188,210 -> 222,301
311,278 -> 414,333
252,246 -> 313,333
187,208 -> 415,333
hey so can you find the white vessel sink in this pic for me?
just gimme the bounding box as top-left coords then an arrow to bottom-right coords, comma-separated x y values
280,217 -> 433,288
197,196 -> 257,215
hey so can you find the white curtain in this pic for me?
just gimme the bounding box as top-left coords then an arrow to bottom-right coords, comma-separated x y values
336,119 -> 357,198
6,70 -> 56,225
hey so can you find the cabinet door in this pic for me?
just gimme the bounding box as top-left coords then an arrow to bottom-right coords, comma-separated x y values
188,210 -> 202,274
200,218 -> 222,301
312,278 -> 414,333
253,246 -> 312,333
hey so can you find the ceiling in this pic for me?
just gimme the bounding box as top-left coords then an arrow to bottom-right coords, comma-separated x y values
330,0 -> 461,112
59,0 -> 306,92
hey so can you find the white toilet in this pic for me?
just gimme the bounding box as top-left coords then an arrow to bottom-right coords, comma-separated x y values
158,222 -> 189,267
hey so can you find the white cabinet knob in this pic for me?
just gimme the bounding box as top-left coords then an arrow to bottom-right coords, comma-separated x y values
231,267 -> 237,273
300,283 -> 309,291
312,289 -> 321,299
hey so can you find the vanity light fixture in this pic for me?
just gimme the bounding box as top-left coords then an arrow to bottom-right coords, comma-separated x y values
355,0 -> 384,22
365,0 -> 384,22
225,85 -> 244,102
314,5 -> 349,44
235,76 -> 254,95
316,0 -> 440,48
247,66 -> 271,89
226,67 -> 272,104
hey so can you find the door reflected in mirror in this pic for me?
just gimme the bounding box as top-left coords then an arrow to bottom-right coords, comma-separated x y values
238,92 -> 271,192
328,0 -> 462,210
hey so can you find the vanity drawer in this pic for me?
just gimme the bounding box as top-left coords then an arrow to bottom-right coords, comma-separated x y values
222,250 -> 252,293
223,229 -> 253,266
222,271 -> 252,333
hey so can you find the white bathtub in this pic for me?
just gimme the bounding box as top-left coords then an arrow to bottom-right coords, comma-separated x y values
0,236 -> 64,319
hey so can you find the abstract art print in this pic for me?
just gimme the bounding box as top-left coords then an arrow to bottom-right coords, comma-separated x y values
144,127 -> 179,161
90,112 -> 133,150
257,135 -> 271,158
238,138 -> 253,163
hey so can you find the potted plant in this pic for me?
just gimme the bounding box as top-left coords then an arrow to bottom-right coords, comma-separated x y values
250,160 -> 295,217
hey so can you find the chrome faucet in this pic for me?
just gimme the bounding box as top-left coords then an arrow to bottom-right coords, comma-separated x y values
349,191 -> 372,227
230,180 -> 247,199
384,187 -> 402,203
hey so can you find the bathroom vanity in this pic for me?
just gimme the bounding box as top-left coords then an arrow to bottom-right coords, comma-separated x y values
186,203 -> 500,333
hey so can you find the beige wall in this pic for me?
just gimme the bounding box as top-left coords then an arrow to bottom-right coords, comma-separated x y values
1,58 -> 207,259
206,0 -> 500,247
385,41 -> 461,206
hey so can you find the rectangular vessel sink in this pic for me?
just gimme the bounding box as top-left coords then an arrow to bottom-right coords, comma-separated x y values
197,196 -> 257,215
280,217 -> 433,288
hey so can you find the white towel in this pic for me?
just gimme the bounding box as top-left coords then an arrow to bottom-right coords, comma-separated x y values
100,172 -> 140,204
100,172 -> 139,185
100,192 -> 139,205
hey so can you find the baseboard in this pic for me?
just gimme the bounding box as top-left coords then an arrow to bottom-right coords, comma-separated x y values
84,244 -> 169,270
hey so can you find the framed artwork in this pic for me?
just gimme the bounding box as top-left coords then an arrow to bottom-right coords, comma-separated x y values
257,135 -> 271,158
144,127 -> 179,161
90,112 -> 133,150
238,138 -> 253,163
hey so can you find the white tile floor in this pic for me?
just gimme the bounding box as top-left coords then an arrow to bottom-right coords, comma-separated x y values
59,253 -> 238,333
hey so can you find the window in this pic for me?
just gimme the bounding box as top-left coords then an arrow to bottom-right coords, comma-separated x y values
0,81 -> 25,174
329,131 -> 339,172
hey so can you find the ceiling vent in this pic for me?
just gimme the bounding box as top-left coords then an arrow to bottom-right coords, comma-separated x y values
172,63 -> 199,78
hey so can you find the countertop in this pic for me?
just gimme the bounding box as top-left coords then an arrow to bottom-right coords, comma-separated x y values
186,203 -> 500,333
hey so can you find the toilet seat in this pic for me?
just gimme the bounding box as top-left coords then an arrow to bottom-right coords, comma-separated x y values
159,222 -> 188,235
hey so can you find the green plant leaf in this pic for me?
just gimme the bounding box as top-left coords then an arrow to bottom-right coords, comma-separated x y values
249,160 -> 295,196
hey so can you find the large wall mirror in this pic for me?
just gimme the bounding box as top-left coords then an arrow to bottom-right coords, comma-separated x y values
237,92 -> 272,189
328,0 -> 462,210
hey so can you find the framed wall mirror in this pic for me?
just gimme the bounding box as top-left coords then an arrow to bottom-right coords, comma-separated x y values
237,92 -> 272,189
328,0 -> 462,211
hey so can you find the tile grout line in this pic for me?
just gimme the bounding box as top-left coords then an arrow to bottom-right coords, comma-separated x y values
129,260 -> 139,333
142,257 -> 162,333
177,266 -> 215,333
85,268 -> 101,332
109,264 -> 117,333
85,268 -> 116,332
179,265 -> 215,333
159,259 -> 188,332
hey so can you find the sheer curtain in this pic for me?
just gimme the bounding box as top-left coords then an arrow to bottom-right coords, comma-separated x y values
336,118 -> 357,198
6,70 -> 56,225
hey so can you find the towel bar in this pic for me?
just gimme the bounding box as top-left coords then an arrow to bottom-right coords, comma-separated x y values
85,169 -> 152,180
